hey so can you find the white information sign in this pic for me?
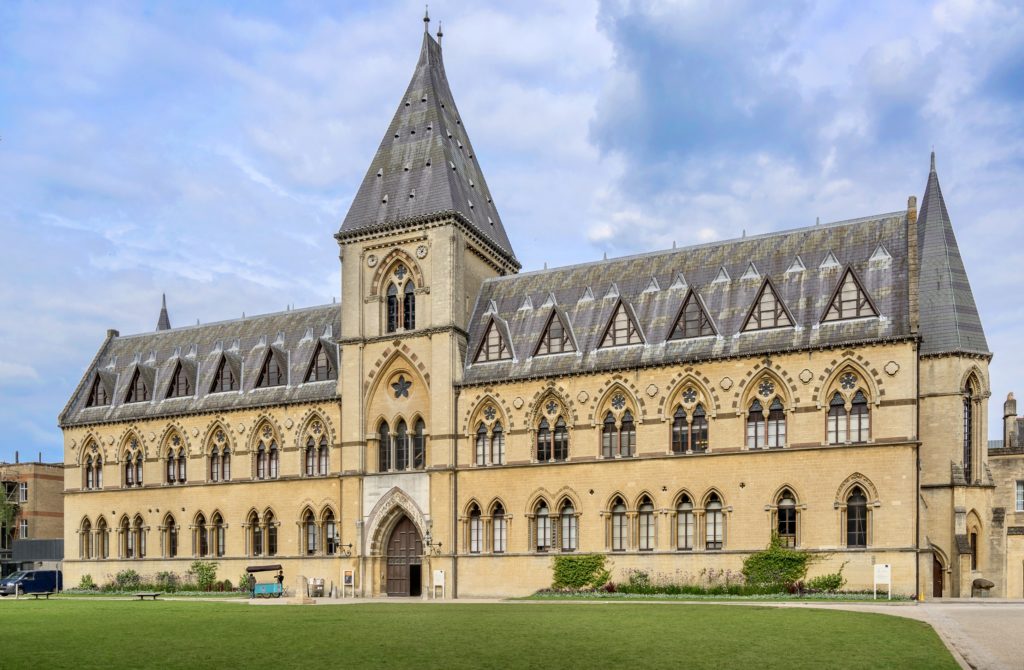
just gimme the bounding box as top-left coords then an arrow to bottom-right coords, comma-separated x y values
873,563 -> 892,600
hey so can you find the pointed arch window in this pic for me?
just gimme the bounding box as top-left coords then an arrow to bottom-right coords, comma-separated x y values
676,495 -> 694,550
475,423 -> 488,466
386,283 -> 399,333
249,511 -> 263,557
492,503 -> 507,553
305,342 -> 336,382
536,312 -> 574,355
560,501 -> 577,552
317,436 -> 328,475
823,269 -> 877,322
256,352 -> 285,388
611,499 -> 627,551
134,452 -> 143,486
600,302 -> 642,347
86,376 -> 109,407
303,510 -> 318,556
535,501 -> 551,552
163,515 -> 178,558
827,388 -> 871,445
475,320 -> 511,362
395,420 -> 409,472
964,379 -> 978,483
257,445 -> 267,480
403,281 -> 416,330
97,518 -> 109,559
125,369 -> 150,403
747,397 -> 786,449
554,417 -> 569,461
413,419 -> 426,469
378,422 -> 391,472
324,510 -> 338,555
269,442 -> 279,479
210,449 -> 220,482
195,514 -> 208,557
672,404 -> 708,454
305,437 -> 316,476
602,410 -> 636,458
80,519 -> 92,559
176,448 -> 186,483
212,513 -> 225,557
166,362 -> 191,398
638,497 -> 655,551
469,505 -> 482,554
210,357 -> 237,393
705,494 -> 724,550
536,418 -> 551,462
743,281 -> 792,331
266,511 -> 278,556
669,292 -> 715,339
85,455 -> 95,490
846,487 -> 868,548
490,422 -> 504,465
165,450 -> 176,484
776,489 -> 798,547
122,517 -> 134,558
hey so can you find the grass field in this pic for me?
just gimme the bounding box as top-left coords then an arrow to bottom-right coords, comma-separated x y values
0,600 -> 956,669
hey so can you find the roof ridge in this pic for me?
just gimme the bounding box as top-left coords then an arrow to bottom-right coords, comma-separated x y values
114,303 -> 339,340
484,209 -> 905,284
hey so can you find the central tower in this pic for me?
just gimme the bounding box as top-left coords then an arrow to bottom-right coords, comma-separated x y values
334,22 -> 518,596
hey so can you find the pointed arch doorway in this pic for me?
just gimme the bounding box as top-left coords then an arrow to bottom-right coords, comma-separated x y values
386,515 -> 423,597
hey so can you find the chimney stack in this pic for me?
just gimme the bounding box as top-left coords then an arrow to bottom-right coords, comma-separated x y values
1005,392 -> 1018,449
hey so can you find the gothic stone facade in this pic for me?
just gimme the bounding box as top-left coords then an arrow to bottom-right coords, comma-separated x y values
59,30 -> 1011,599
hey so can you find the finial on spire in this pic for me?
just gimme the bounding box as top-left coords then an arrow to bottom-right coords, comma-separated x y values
423,5 -> 430,32
437,21 -> 443,46
930,149 -> 936,173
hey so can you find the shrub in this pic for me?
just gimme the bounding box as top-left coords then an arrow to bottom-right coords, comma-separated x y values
807,563 -> 848,592
222,579 -> 233,591
552,554 -> 611,590
155,571 -> 180,592
113,570 -> 141,590
187,560 -> 219,592
742,535 -> 816,588
78,574 -> 96,590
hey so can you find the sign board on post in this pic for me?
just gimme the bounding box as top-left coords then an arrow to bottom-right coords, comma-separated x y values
432,570 -> 446,599
873,563 -> 892,600
342,570 -> 354,599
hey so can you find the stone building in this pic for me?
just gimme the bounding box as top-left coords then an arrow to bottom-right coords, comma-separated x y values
59,24 -> 1012,598
1,457 -> 65,576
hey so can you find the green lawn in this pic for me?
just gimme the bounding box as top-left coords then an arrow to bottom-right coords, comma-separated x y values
0,600 -> 955,669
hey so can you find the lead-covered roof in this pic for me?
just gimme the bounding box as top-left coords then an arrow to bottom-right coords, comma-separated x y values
464,212 -> 911,385
59,305 -> 340,428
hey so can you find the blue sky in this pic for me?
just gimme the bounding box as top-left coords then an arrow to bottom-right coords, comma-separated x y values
1,0 -> 1022,462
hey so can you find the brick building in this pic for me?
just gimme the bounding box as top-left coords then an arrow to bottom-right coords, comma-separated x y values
1,457 -> 64,576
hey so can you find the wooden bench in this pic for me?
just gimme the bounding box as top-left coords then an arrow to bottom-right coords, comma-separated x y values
134,592 -> 162,601
29,592 -> 53,600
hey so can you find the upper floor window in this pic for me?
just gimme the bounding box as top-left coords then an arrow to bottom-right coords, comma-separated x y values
601,410 -> 636,458
600,302 -> 642,348
746,395 -> 786,449
964,377 -> 979,484
125,369 -> 150,403
166,362 -> 191,398
534,501 -> 552,552
18,482 -> 27,502
611,499 -> 627,551
827,388 -> 871,445
1017,481 -> 1024,512
305,436 -> 329,476
86,376 -> 109,407
378,419 -> 426,473
19,519 -> 28,539
324,510 -> 338,555
255,352 -> 285,388
669,291 -> 715,339
303,510 -> 318,556
536,416 -> 569,463
559,500 -> 578,552
255,431 -> 279,481
210,357 -> 237,393
535,312 -> 574,355
475,320 -> 511,363
743,281 -> 792,331
385,278 -> 416,333
676,495 -> 694,550
123,448 -> 143,488
823,269 -> 877,322
212,513 -> 225,558
638,497 -> 655,551
305,342 -> 336,383
671,404 -> 708,454
468,504 -> 482,554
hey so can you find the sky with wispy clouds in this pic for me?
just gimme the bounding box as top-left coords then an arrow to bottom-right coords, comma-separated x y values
1,0 -> 1022,462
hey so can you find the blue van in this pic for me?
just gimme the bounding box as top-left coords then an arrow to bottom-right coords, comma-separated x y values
0,570 -> 63,595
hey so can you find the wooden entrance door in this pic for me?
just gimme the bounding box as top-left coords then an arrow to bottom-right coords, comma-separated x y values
386,516 -> 423,597
933,554 -> 944,598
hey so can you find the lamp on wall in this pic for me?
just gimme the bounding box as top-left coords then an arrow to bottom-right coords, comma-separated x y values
424,531 -> 443,556
339,543 -> 353,558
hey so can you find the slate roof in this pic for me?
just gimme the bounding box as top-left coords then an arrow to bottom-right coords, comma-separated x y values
463,212 -> 910,385
337,30 -> 518,267
917,153 -> 989,356
59,304 -> 340,428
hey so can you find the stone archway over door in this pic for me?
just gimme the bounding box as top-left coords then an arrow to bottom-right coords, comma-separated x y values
387,516 -> 423,596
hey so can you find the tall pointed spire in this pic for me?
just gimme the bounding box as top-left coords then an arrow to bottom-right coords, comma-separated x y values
337,24 -> 518,268
156,294 -> 171,331
916,152 -> 988,356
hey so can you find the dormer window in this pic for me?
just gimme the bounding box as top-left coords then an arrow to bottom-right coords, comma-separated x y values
305,342 -> 336,382
166,362 -> 191,398
255,352 -> 285,388
823,269 -> 878,322
474,320 -> 511,363
210,357 -> 237,393
86,376 -> 109,407
535,311 -> 574,355
125,369 -> 150,403
669,291 -> 715,339
743,280 -> 793,331
600,302 -> 642,347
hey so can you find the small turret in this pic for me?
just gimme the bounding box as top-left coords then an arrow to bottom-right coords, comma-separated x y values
156,294 -> 171,331
1004,392 -> 1018,449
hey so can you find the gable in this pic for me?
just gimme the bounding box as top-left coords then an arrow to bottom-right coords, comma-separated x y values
535,310 -> 575,355
474,319 -> 512,363
742,280 -> 793,332
600,301 -> 643,347
669,291 -> 716,339
822,268 -> 878,322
